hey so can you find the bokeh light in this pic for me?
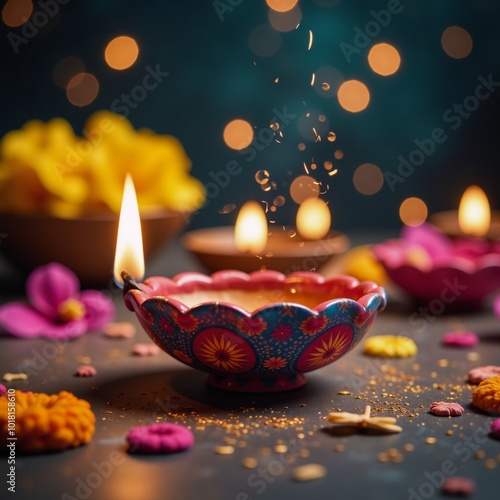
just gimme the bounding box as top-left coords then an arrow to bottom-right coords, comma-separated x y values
441,26 -> 473,59
353,163 -> 384,195
399,197 -> 428,227
2,0 -> 32,27
337,80 -> 370,113
268,5 -> 301,32
53,56 -> 86,89
66,73 -> 99,107
249,24 -> 281,57
266,0 -> 299,13
223,119 -> 254,150
105,36 -> 139,70
368,43 -> 401,76
290,175 -> 320,204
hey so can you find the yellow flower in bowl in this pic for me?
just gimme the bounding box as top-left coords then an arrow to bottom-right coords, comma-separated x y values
0,112 -> 205,284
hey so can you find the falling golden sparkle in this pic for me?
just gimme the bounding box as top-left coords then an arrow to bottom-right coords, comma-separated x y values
310,73 -> 316,86
308,30 -> 313,50
368,43 -> 401,76
399,197 -> 428,227
66,73 -> 99,107
2,0 -> 32,27
266,0 -> 298,13
441,26 -> 473,59
290,175 -> 320,204
223,119 -> 254,150
338,80 -> 370,113
105,36 -> 140,70
353,163 -> 384,195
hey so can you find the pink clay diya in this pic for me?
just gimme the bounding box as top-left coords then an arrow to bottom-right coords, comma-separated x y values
122,270 -> 386,392
373,223 -> 500,309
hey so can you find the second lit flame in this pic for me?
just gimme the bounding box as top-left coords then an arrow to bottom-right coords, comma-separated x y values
234,201 -> 268,253
458,185 -> 490,237
296,198 -> 331,240
113,174 -> 145,285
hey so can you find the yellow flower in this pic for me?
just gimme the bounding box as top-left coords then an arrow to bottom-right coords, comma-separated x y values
0,112 -> 205,218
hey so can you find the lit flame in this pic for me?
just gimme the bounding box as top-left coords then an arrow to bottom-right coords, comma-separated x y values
296,198 -> 331,240
458,185 -> 490,237
113,174 -> 145,285
234,201 -> 268,253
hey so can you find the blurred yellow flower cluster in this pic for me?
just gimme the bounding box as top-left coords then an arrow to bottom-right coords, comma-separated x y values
0,111 -> 205,218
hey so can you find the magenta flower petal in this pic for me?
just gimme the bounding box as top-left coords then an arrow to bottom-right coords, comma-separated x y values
79,290 -> 115,330
401,223 -> 453,260
0,302 -> 86,339
494,295 -> 500,319
27,262 -> 80,319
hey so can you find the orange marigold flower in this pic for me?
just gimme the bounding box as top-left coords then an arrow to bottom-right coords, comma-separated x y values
0,390 -> 95,453
472,376 -> 500,414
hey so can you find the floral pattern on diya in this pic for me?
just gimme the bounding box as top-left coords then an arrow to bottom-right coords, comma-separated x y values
192,328 -> 256,373
296,325 -> 353,372
122,271 -> 386,391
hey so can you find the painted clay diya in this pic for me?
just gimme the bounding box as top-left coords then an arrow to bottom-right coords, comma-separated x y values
122,270 -> 386,392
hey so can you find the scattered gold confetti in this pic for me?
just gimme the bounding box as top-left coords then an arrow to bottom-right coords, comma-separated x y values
425,437 -> 437,444
474,450 -> 486,459
275,444 -> 288,453
310,73 -> 315,86
242,457 -> 258,469
292,464 -> 326,482
485,459 -> 497,469
334,444 -> 345,452
467,352 -> 480,362
403,444 -> 415,452
337,390 -> 352,396
215,445 -> 235,455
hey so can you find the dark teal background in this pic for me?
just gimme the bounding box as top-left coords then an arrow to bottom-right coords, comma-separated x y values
1,0 -> 499,230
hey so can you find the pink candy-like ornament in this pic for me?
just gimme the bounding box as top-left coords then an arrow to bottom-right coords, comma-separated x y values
468,365 -> 500,384
132,343 -> 160,356
491,418 -> 500,438
442,331 -> 479,347
126,423 -> 194,453
0,384 -> 6,396
75,365 -> 97,377
429,401 -> 464,417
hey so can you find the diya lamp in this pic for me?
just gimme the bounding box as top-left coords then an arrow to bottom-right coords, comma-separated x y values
115,177 -> 386,392
430,185 -> 500,241
182,198 -> 350,274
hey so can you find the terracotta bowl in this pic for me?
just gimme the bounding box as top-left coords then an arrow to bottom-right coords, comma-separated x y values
0,211 -> 187,286
122,270 -> 387,392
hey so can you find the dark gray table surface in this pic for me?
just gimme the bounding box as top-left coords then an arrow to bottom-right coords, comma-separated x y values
1,234 -> 499,500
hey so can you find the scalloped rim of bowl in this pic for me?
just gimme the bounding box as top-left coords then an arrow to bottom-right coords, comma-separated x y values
124,269 -> 387,317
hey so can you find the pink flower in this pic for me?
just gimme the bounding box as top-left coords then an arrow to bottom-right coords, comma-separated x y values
0,262 -> 114,340
263,356 -> 287,370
